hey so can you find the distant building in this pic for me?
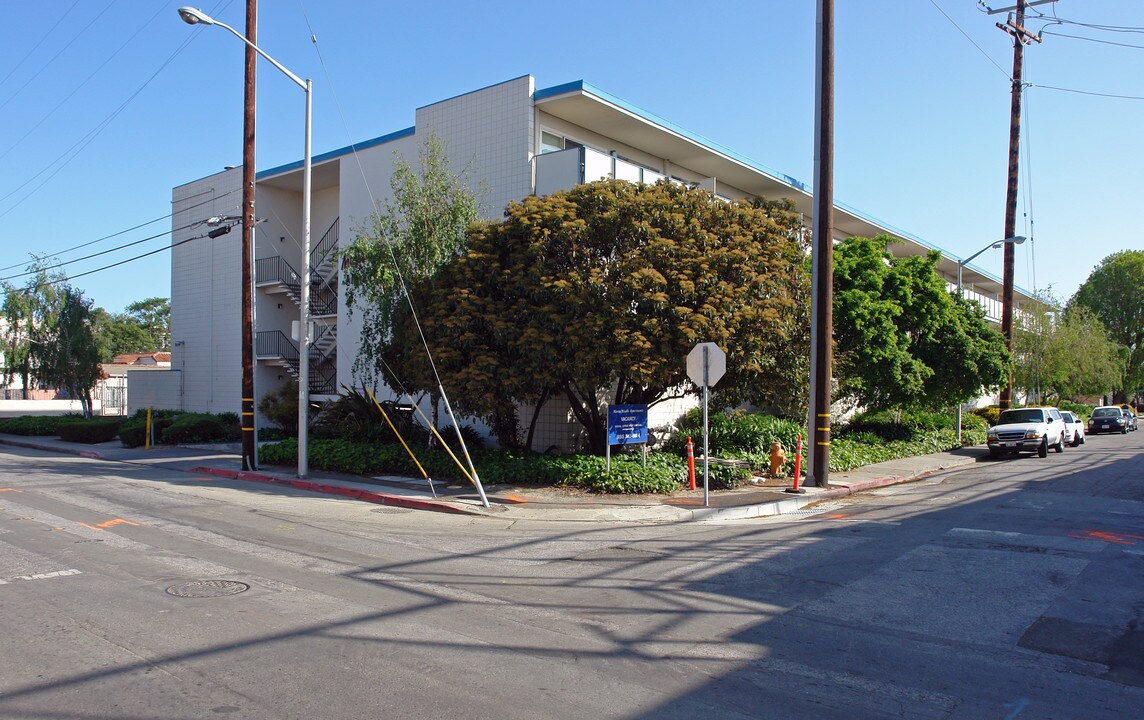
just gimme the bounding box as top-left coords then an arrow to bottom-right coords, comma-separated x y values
136,75 -> 1035,448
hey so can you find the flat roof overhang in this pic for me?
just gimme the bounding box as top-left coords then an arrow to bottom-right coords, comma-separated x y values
535,82 -> 1019,299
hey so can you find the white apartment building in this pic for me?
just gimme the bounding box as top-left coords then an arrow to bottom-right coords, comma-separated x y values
134,74 -> 1031,448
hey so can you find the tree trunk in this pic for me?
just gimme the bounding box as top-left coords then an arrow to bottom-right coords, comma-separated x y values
525,388 -> 552,452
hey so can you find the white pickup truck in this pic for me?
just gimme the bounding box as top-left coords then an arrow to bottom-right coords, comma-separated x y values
986,407 -> 1067,458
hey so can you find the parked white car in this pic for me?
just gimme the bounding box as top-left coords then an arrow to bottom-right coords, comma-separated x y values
1060,410 -> 1085,447
987,407 -> 1067,458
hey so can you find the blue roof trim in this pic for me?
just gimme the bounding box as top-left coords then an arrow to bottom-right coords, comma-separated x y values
535,80 -> 809,193
256,126 -> 416,180
534,81 -> 1036,293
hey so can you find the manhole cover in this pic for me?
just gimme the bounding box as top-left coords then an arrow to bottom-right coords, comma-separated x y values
166,580 -> 250,598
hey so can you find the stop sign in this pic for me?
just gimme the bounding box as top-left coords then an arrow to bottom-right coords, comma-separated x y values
687,342 -> 726,388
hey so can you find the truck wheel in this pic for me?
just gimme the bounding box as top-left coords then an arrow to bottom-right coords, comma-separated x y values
1038,439 -> 1048,458
1055,435 -> 1065,453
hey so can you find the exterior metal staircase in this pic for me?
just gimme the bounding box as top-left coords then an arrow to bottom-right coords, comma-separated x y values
254,217 -> 340,396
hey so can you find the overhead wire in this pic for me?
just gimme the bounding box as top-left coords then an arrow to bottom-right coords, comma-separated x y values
1020,78 -> 1036,293
20,231 -> 215,293
0,0 -> 235,219
0,0 -> 120,114
929,0 -> 1012,78
0,0 -> 83,90
0,1 -> 170,164
0,189 -> 237,274
298,1 -> 489,505
0,216 -> 220,283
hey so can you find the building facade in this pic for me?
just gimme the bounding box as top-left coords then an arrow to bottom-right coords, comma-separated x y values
137,75 -> 1031,448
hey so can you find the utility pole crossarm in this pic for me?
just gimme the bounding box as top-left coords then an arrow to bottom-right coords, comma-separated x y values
996,19 -> 1043,44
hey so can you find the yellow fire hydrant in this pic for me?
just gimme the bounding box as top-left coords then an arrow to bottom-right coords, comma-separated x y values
769,441 -> 786,477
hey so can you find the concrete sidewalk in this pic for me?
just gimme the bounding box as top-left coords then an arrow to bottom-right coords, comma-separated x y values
0,433 -> 990,522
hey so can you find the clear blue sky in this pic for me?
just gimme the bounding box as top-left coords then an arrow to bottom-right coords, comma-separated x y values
2,1 -> 1140,313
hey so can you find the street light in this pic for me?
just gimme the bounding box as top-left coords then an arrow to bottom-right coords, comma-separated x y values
179,7 -> 314,478
955,235 -> 1026,443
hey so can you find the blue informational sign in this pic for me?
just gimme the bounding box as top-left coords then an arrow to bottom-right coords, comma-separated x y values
608,404 -> 648,446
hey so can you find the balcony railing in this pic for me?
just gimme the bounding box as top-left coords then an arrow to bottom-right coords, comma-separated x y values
534,146 -> 669,197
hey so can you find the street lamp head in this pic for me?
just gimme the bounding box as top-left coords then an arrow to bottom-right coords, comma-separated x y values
177,7 -> 215,26
1005,235 -> 1026,245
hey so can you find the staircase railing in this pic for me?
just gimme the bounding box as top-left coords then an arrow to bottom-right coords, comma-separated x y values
256,330 -> 299,362
255,256 -> 302,296
311,217 -> 339,275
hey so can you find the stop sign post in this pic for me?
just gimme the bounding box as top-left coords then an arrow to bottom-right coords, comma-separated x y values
687,343 -> 726,507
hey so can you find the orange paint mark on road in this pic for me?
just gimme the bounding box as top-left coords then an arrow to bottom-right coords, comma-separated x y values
79,518 -> 141,531
825,513 -> 852,520
0,488 -> 23,492
97,518 -> 140,529
498,493 -> 531,505
1071,529 -> 1144,545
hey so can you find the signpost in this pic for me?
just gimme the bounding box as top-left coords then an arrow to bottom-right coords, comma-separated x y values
606,404 -> 648,472
686,342 -> 726,507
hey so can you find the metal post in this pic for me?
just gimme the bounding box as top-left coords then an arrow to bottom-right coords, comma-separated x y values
297,79 -> 312,478
240,0 -> 257,471
702,345 -> 710,508
808,0 -> 834,487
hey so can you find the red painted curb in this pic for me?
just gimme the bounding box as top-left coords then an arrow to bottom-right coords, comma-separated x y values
188,466 -> 472,515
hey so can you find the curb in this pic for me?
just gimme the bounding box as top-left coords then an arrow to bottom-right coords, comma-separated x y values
0,437 -> 105,460
188,466 -> 477,515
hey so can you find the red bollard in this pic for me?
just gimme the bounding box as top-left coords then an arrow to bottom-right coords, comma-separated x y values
687,436 -> 697,491
785,435 -> 805,494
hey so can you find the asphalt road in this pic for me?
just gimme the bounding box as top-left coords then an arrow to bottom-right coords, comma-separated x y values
1,430 -> 1142,720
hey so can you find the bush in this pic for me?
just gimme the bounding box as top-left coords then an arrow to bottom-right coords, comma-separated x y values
664,408 -> 803,477
57,419 -> 121,444
118,410 -> 238,447
162,413 -> 240,444
972,406 -> 1001,426
259,379 -> 298,433
260,438 -> 689,494
119,408 -> 179,448
0,414 -> 85,436
1058,400 -> 1092,420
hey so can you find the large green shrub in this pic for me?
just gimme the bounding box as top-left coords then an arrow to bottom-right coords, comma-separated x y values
161,413 -> 240,444
57,419 -> 121,444
119,409 -> 237,448
261,439 -> 690,494
259,379 -> 298,433
664,408 -> 803,478
0,414 -> 84,436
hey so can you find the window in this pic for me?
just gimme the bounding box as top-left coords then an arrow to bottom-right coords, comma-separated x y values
539,130 -> 583,155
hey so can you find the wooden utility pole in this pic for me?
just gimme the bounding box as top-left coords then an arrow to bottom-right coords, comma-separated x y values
808,0 -> 834,487
995,0 -> 1044,409
240,0 -> 257,469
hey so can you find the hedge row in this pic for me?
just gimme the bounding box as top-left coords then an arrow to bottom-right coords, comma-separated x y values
0,414 -> 85,436
119,410 -> 241,448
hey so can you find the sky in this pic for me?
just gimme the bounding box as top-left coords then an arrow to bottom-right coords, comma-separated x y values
1,0 -> 1141,314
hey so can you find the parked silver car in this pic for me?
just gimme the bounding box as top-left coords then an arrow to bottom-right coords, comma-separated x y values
1060,410 -> 1085,447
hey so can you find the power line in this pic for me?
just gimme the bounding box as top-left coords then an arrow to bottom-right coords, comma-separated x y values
0,0 -> 82,90
0,189 -> 237,273
929,0 -> 1012,78
0,0 -> 235,218
0,218 -> 210,283
0,0 -> 108,112
1029,83 -> 1144,100
21,232 -> 213,293
1039,28 -> 1144,50
0,2 -> 170,164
